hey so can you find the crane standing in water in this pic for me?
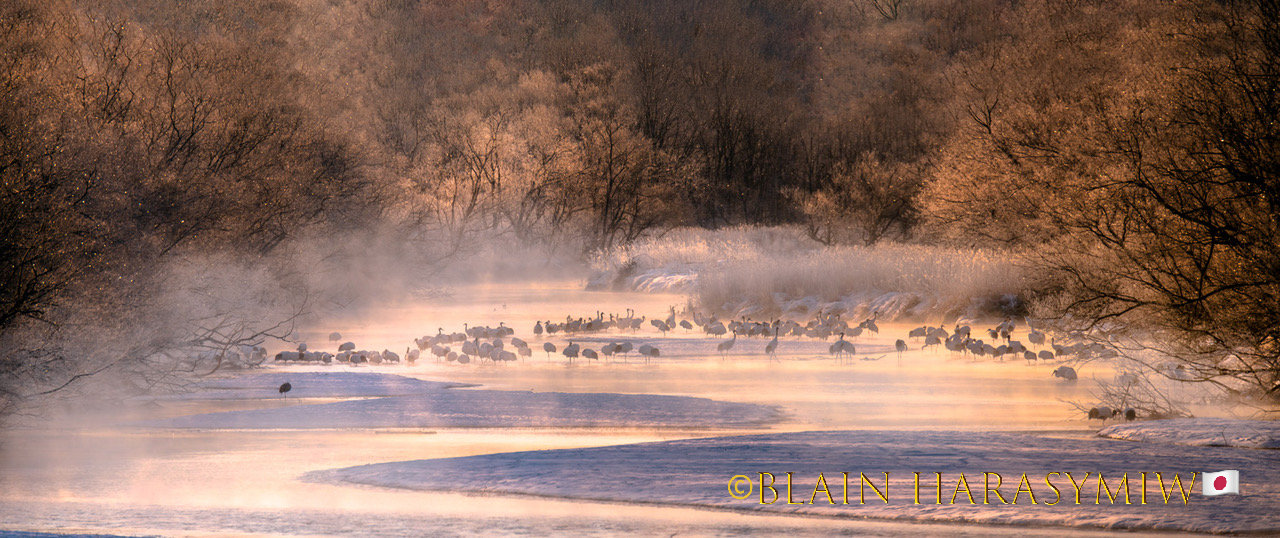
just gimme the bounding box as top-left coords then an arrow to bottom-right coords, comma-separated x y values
765,327 -> 779,361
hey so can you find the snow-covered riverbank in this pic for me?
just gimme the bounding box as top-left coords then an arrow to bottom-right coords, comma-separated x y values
1100,417 -> 1280,449
313,429 -> 1280,534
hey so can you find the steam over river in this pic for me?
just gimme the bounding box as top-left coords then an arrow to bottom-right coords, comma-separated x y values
0,281 -> 1188,536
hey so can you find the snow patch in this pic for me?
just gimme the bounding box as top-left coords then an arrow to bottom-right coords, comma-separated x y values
311,430 -> 1280,534
1099,418 -> 1280,449
586,261 -> 700,294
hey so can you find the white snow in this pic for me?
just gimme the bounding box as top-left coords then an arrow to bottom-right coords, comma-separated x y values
310,430 -> 1280,534
1099,418 -> 1280,449
141,389 -> 783,429
587,263 -> 701,294
150,371 -> 474,400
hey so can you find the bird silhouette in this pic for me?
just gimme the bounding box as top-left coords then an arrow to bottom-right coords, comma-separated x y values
717,332 -> 737,359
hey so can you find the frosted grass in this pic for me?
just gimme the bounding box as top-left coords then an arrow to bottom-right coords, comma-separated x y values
590,226 -> 1025,320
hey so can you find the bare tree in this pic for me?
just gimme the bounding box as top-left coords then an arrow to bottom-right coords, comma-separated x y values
1042,1 -> 1280,399
929,0 -> 1280,400
869,0 -> 906,21
0,0 -> 373,414
793,153 -> 922,246
565,63 -> 693,251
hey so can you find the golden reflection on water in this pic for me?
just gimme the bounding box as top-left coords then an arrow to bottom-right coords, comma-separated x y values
0,281 -> 1166,536
297,280 -> 1108,431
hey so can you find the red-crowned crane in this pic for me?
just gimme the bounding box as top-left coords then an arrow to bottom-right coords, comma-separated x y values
764,327 -> 779,361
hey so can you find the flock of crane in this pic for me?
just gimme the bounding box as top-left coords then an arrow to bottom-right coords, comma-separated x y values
273,310 -> 1109,383
261,308 -> 1160,423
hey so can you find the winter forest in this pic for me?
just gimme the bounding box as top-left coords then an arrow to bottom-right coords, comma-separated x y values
5,0 -> 1277,412
2,1 -> 1280,532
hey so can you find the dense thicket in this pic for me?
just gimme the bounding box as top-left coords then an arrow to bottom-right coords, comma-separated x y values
3,0 -> 1277,408
0,0 -> 373,411
302,0 -> 1009,250
927,0 -> 1280,396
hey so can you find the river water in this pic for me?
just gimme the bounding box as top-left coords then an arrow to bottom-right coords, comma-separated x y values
0,281 -> 1183,536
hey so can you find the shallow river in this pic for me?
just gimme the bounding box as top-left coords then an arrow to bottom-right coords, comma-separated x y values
0,281 -> 1189,536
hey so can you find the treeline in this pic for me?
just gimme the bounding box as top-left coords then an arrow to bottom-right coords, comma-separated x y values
315,0 -> 998,249
2,0 -> 1278,406
1,0 -> 376,410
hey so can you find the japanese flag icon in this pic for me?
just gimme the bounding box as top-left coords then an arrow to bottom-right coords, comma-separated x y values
1202,470 -> 1240,496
